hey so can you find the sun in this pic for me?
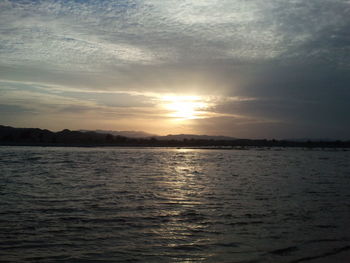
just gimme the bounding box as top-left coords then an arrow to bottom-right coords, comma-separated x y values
161,95 -> 208,120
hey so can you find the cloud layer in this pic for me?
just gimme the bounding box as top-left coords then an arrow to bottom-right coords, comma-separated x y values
0,0 -> 349,138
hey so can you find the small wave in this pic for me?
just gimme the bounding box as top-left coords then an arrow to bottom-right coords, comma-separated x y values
304,237 -> 349,244
244,213 -> 268,219
316,224 -> 337,229
34,207 -> 85,213
25,156 -> 42,161
1,242 -> 73,250
214,241 -> 241,248
229,221 -> 264,226
270,246 -> 298,256
171,244 -> 204,251
291,245 -> 350,262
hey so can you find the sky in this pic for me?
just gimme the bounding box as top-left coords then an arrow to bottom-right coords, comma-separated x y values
0,0 -> 349,139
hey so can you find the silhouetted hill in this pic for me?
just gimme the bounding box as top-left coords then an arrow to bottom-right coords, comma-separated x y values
80,130 -> 237,140
157,134 -> 237,141
283,138 -> 334,142
0,125 -> 349,148
0,125 -> 118,145
80,129 -> 157,138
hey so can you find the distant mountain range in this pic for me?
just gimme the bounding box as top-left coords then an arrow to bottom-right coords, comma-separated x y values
80,130 -> 238,141
1,125 -> 349,148
156,134 -> 238,141
79,129 -> 157,138
283,138 -> 334,142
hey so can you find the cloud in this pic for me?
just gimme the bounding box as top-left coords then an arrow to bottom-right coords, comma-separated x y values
0,0 -> 349,138
3,0 -> 347,72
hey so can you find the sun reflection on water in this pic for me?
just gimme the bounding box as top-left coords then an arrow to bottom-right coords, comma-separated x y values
152,149 -> 217,260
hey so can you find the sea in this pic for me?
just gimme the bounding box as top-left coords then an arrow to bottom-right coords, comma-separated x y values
1,146 -> 350,262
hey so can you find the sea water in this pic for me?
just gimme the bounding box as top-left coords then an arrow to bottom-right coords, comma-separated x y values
0,146 -> 350,262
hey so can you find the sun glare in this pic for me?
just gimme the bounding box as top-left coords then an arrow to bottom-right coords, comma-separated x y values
161,95 -> 209,120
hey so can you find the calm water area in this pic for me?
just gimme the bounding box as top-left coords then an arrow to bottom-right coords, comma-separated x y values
1,146 -> 350,262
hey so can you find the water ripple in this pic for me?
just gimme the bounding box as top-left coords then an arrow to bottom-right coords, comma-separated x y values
0,146 -> 350,262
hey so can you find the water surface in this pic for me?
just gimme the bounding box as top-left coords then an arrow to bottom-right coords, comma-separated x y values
1,147 -> 350,262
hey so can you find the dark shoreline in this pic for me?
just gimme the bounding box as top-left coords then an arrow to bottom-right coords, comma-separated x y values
1,144 -> 349,151
1,125 -> 349,148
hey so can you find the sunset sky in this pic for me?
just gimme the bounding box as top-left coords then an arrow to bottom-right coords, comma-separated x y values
0,0 -> 349,139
